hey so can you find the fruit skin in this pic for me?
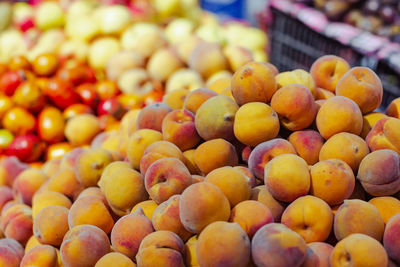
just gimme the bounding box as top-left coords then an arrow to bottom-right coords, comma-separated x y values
136,103 -> 173,132
0,70 -> 25,96
0,238 -> 24,267
384,213 -> 400,264
302,242 -> 333,267
13,168 -> 48,205
0,129 -> 13,153
0,204 -> 33,245
76,83 -> 100,109
330,234 -> 388,267
196,221 -> 250,267
386,97 -> 400,118
95,252 -> 136,267
334,199 -> 384,241
251,223 -> 307,267
162,88 -> 189,110
64,114 -> 101,146
250,185 -> 285,222
37,106 -> 65,144
44,79 -> 80,110
32,53 -> 59,76
336,67 -> 383,114
32,191 -> 72,219
12,81 -> 46,113
275,69 -> 317,98
231,61 -> 277,105
2,107 -> 36,136
97,98 -> 124,120
6,134 -> 45,163
369,197 -> 400,225
179,182 -> 230,234
310,55 -> 350,93
183,88 -> 217,114
366,117 -> 400,154
271,84 -> 317,131
288,130 -> 324,165
20,244 -> 59,267
361,112 -> 387,139
0,156 -> 29,187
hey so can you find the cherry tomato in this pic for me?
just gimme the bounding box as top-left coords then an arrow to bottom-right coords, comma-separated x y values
44,79 -> 80,109
0,71 -> 27,96
12,81 -> 46,113
63,104 -> 94,120
76,83 -> 100,109
2,107 -> 36,136
37,106 -> 65,144
95,80 -> 120,100
46,142 -> 72,161
6,134 -> 46,163
97,98 -> 124,119
0,95 -> 14,120
0,129 -> 14,152
32,53 -> 59,76
8,55 -> 31,71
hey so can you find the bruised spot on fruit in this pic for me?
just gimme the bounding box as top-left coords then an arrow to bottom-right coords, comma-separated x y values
241,68 -> 253,79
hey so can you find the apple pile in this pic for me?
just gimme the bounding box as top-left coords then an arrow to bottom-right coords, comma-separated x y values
0,54 -> 400,267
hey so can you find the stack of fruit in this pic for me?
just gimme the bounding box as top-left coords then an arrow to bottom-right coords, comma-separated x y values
0,0 -> 268,163
0,53 -> 400,267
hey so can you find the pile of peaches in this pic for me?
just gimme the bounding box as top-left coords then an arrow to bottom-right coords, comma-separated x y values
1,53 -> 400,267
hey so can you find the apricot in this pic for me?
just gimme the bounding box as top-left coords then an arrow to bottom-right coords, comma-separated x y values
65,114 -> 101,146
366,117 -> 400,154
310,159 -> 355,206
302,242 -> 334,267
369,197 -> 400,224
33,205 -> 69,246
197,221 -> 250,266
95,252 -> 136,267
180,182 -> 230,233
357,149 -> 400,196
334,199 -> 384,241
231,61 -> 277,105
336,67 -> 383,114
288,130 -> 324,165
126,129 -> 163,170
162,109 -> 201,151
248,138 -> 297,180
205,166 -> 251,207
0,238 -> 24,267
271,84 -> 317,131
275,69 -> 317,97
60,225 -> 110,267
195,95 -> 238,141
20,244 -> 58,267
111,209 -> 154,259
152,195 -> 192,241
136,230 -> 185,267
281,195 -> 333,242
46,167 -> 84,200
316,96 -> 363,139
250,185 -> 285,222
384,213 -> 400,264
131,200 -> 158,220
182,149 -> 201,175
265,154 -> 311,202
386,97 -> 400,118
184,235 -> 199,267
136,102 -> 172,132
194,139 -> 238,175
360,112 -> 387,138
183,88 -> 217,114
0,203 -> 33,245
233,102 -> 280,147
74,148 -> 114,187
32,191 -> 72,218
310,55 -> 350,92
252,223 -> 307,267
162,88 -> 189,110
330,233 -> 388,267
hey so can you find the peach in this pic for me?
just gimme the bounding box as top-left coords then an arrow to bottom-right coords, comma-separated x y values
152,194 -> 192,241
25,235 -> 42,253
369,197 -> 400,224
197,221 -> 250,266
75,148 -> 114,187
126,129 -> 163,170
334,199 -> 384,241
68,196 -> 114,234
0,185 -> 13,213
316,96 -> 363,139
182,149 -> 201,175
357,149 -> 400,196
204,166 -> 251,207
233,102 -> 280,147
20,244 -> 58,267
336,67 -> 383,114
0,238 -> 24,267
386,97 -> 400,118
111,209 -> 154,259
281,195 -> 333,242
32,191 -> 72,218
264,154 -> 311,202
95,252 -> 136,267
46,167 -> 84,200
275,69 -> 317,97
384,213 -> 400,264
310,55 -> 350,92
191,175 -> 204,183
77,187 -> 106,201
165,68 -> 204,93
319,132 -> 369,172
100,161 -> 147,216
195,95 -> 238,141
223,45 -> 253,72
234,166 -> 257,188
162,109 -> 201,151
162,89 -> 189,110
250,185 -> 285,222
366,117 -> 400,154
208,77 -> 231,94
310,159 -> 355,206
12,168 -> 48,205
140,141 -> 184,175
288,130 -> 324,165
229,200 -> 274,239
65,114 -> 101,146
145,157 -> 192,204
184,235 -> 199,267
0,203 -> 33,245
33,205 -> 69,246
136,103 -> 172,132
188,42 -> 228,79
180,182 -> 230,233
302,242 -> 334,267
360,112 -> 387,139
60,225 -> 110,267
136,230 -> 185,267
271,84 -> 317,131
131,200 -> 158,220
330,233 -> 388,267
147,48 -> 183,82
183,88 -> 217,114
0,156 -> 29,187
252,223 -> 307,267
59,147 -> 86,170
314,87 -> 335,100
42,159 -> 61,178
231,61 -> 277,105
194,139 -> 238,175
